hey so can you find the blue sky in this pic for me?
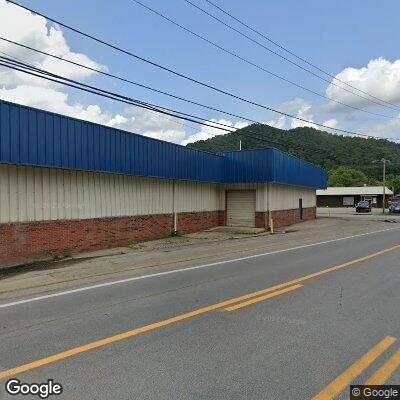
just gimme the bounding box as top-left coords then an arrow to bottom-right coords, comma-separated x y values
1,0 -> 400,144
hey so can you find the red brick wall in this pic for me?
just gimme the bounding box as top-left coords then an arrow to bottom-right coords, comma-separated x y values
177,211 -> 225,234
270,206 -> 316,228
0,214 -> 173,267
0,207 -> 315,267
255,212 -> 267,229
0,211 -> 226,267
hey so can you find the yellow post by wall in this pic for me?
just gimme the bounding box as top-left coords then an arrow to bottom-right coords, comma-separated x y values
269,218 -> 274,234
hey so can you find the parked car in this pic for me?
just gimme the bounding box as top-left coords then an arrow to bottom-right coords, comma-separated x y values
355,200 -> 372,212
389,202 -> 400,213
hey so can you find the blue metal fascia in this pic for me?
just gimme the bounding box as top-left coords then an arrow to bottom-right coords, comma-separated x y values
0,100 -> 327,188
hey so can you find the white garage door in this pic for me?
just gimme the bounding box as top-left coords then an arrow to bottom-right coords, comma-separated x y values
226,190 -> 256,227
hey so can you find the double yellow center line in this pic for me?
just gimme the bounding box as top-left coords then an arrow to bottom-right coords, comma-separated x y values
1,243 -> 400,380
224,284 -> 303,311
313,336 -> 400,399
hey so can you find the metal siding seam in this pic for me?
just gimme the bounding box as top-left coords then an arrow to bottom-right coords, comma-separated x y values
25,166 -> 34,221
53,116 -> 61,168
81,123 -> 88,171
10,105 -> 19,164
117,132 -> 122,173
110,128 -> 116,173
16,166 -> 23,222
59,117 -> 67,168
66,118 -> 73,170
19,107 -> 29,164
27,109 -> 36,165
7,165 -> 15,222
49,169 -> 59,220
75,120 -> 82,170
45,113 -> 52,166
56,169 -> 63,220
104,127 -> 110,173
87,124 -> 93,171
98,126 -> 105,173
0,103 -> 10,162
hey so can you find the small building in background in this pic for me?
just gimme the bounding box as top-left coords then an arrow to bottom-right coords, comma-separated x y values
316,186 -> 393,208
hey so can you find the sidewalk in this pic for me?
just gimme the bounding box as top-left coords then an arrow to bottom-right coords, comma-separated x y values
0,217 -> 394,300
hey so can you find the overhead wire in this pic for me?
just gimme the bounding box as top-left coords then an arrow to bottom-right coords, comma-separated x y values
2,52 -> 400,145
0,36 -> 259,126
5,55 -> 379,157
4,0 -> 400,139
2,54 -> 399,176
200,0 -> 400,111
0,56 -> 237,133
130,0 -> 400,120
0,56 -> 296,148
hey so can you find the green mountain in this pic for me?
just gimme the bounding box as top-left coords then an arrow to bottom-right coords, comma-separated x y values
186,124 -> 400,181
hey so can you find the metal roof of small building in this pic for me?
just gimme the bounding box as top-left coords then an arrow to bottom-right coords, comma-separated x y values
0,99 -> 327,189
316,186 -> 393,196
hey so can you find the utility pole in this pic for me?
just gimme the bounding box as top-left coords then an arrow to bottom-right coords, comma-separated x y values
372,158 -> 391,213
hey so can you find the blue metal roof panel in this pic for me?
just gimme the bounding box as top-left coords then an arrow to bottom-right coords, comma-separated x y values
0,100 -> 225,183
221,149 -> 326,188
0,100 -> 327,188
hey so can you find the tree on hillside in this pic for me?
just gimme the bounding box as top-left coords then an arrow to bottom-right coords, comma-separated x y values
385,174 -> 400,195
328,166 -> 370,187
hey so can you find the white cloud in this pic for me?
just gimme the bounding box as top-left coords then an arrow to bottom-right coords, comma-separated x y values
290,101 -> 317,129
267,98 -> 319,130
265,116 -> 286,129
0,85 -> 115,124
108,107 -> 187,143
322,118 -> 339,130
366,112 -> 400,140
181,119 -> 248,145
0,0 -> 189,144
0,0 -> 106,88
326,58 -> 400,110
278,98 -> 309,114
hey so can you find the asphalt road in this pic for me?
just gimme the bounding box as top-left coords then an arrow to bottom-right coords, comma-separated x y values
1,226 -> 400,399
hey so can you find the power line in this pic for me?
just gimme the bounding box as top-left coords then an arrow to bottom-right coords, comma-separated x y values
3,57 -> 400,172
131,0 -> 400,120
4,39 -> 400,165
0,55 -> 384,164
0,57 -> 293,149
5,0 -> 400,140
0,40 -> 261,143
0,48 -> 208,137
2,54 -> 400,157
0,45 -> 312,150
3,57 -> 397,171
0,36 -> 259,126
0,58 -> 295,150
188,0 -> 400,112
0,56 -> 236,133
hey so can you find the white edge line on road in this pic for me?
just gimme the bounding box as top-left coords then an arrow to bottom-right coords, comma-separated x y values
1,226 -> 399,309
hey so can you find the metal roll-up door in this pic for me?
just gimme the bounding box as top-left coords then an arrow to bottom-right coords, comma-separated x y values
226,190 -> 256,227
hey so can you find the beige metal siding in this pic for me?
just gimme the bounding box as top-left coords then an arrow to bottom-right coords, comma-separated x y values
268,183 -> 316,211
226,190 -> 256,227
174,180 -> 221,212
0,164 -> 222,223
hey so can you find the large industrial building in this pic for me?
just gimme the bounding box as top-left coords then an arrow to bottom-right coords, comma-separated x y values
0,100 -> 327,266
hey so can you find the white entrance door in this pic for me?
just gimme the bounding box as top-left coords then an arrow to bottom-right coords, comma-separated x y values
226,190 -> 256,227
